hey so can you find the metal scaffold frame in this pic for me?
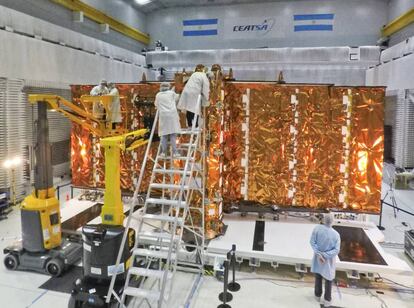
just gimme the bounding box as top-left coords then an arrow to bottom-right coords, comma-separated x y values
106,95 -> 206,308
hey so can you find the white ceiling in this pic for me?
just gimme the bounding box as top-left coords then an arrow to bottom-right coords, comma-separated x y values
130,0 -> 286,13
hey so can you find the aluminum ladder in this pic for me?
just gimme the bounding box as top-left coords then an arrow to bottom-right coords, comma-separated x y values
106,96 -> 206,308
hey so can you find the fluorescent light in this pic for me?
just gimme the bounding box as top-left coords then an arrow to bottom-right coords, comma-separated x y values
3,156 -> 22,169
135,0 -> 151,5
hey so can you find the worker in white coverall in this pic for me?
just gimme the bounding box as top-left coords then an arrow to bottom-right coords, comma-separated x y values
107,82 -> 122,129
310,213 -> 341,308
90,79 -> 109,120
154,82 -> 181,158
177,64 -> 210,128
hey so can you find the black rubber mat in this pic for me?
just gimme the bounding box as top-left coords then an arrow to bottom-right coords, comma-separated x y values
39,266 -> 82,294
333,225 -> 387,265
253,221 -> 265,251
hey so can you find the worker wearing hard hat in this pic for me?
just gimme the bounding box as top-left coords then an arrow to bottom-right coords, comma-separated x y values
310,213 -> 341,308
90,79 -> 109,119
107,82 -> 122,129
177,64 -> 210,128
154,82 -> 181,158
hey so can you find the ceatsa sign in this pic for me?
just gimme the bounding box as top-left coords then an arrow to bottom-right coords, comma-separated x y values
232,18 -> 275,35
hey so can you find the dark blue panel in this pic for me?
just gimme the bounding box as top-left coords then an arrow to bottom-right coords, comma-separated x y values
294,14 -> 335,21
183,19 -> 218,26
294,25 -> 333,32
183,30 -> 218,36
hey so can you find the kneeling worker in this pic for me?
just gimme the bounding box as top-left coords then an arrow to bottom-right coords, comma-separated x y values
154,82 -> 181,158
310,213 -> 341,308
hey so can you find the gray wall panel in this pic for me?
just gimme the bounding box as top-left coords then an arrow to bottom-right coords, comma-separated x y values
0,0 -> 147,52
147,0 -> 388,50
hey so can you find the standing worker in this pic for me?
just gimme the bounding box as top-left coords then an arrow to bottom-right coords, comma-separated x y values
310,213 -> 341,308
177,64 -> 210,128
107,82 -> 122,129
154,82 -> 181,158
90,79 -> 109,119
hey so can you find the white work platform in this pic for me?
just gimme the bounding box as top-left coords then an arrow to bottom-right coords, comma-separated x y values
207,214 -> 413,276
60,198 -> 97,223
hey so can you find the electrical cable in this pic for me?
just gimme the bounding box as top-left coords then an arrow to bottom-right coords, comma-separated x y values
377,275 -> 414,290
236,277 -> 396,308
366,289 -> 389,308
236,277 -> 299,289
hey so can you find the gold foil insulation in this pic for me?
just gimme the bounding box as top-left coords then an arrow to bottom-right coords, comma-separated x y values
220,83 -> 384,214
71,82 -> 385,231
71,83 -> 161,192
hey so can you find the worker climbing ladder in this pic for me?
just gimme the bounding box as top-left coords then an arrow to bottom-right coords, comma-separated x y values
106,96 -> 206,308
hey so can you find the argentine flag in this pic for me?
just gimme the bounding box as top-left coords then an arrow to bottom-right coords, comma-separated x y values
293,14 -> 334,32
183,19 -> 218,37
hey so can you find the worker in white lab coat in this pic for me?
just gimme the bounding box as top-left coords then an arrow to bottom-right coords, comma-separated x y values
154,82 -> 181,158
310,213 -> 341,308
107,82 -> 122,129
177,64 -> 210,128
90,79 -> 109,119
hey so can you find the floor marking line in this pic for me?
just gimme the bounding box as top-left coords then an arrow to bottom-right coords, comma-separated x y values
26,289 -> 48,308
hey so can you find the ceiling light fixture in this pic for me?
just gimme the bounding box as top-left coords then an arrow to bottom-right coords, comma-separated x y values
135,0 -> 152,5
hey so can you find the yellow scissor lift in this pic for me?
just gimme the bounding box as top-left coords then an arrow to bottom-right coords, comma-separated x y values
3,94 -> 148,290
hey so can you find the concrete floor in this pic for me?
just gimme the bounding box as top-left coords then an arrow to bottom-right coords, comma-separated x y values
1,178 -> 414,307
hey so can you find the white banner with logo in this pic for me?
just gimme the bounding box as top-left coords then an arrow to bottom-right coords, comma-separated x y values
223,17 -> 281,39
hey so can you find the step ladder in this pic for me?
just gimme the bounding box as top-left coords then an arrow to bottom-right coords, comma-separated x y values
106,96 -> 206,308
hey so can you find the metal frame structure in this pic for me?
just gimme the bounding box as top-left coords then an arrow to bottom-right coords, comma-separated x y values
107,96 -> 206,308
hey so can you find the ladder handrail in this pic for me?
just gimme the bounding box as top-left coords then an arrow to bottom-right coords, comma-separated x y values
107,93 -> 206,307
105,109 -> 160,303
159,96 -> 202,305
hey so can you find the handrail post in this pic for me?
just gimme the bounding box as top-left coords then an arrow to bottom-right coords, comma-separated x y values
105,110 -> 159,303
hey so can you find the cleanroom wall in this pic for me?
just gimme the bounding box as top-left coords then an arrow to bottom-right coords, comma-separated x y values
0,5 -> 152,194
0,0 -> 147,52
147,0 -> 387,50
387,0 -> 414,45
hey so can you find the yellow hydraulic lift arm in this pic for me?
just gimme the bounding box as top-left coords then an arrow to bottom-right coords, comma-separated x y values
28,94 -> 127,137
100,129 -> 149,225
27,94 -> 149,243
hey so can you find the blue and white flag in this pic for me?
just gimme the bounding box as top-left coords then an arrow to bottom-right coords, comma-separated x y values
183,19 -> 218,36
293,14 -> 334,32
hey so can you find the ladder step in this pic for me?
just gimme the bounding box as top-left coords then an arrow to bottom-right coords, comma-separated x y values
138,230 -> 177,241
179,129 -> 201,135
146,198 -> 187,208
142,214 -> 184,225
123,286 -> 160,301
179,142 -> 197,147
133,248 -> 177,260
170,156 -> 195,161
129,267 -> 170,279
150,183 -> 189,190
153,168 -> 189,175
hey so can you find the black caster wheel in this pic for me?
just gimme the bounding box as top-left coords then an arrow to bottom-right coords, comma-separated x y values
68,295 -> 83,308
228,282 -> 241,292
184,240 -> 196,252
46,258 -> 64,277
4,254 -> 19,270
218,292 -> 233,302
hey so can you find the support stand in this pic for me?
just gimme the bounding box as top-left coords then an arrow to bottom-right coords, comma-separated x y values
228,245 -> 241,292
377,199 -> 385,231
378,181 -> 398,230
218,260 -> 232,307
